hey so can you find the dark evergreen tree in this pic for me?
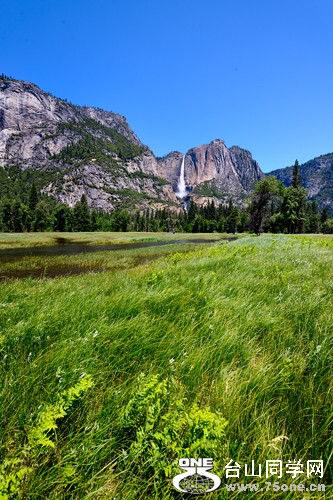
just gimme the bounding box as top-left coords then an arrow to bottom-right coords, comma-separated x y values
54,205 -> 72,232
74,194 -> 91,231
320,207 -> 329,225
1,199 -> 13,232
112,210 -> 130,232
292,159 -> 301,188
187,200 -> 198,223
90,210 -> 98,231
34,200 -> 51,232
227,206 -> 240,233
305,201 -> 320,233
11,200 -> 25,232
28,183 -> 39,211
284,162 -> 307,233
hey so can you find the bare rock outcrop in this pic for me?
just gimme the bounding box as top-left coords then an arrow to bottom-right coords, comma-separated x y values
157,140 -> 263,203
185,140 -> 262,197
0,78 -> 177,210
0,79 -> 143,169
156,152 -> 183,190
0,77 -> 264,211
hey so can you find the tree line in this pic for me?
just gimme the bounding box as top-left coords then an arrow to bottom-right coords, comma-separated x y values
0,161 -> 332,234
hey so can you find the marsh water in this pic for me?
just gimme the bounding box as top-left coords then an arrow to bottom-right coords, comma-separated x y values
0,237 -> 236,280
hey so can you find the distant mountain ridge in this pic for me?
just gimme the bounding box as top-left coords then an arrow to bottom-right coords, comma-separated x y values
269,153 -> 333,211
0,76 -> 264,210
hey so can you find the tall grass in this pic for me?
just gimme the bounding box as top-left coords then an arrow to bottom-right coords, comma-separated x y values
0,231 -> 224,249
0,235 -> 332,498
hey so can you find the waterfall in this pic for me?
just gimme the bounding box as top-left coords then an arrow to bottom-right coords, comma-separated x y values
176,155 -> 187,199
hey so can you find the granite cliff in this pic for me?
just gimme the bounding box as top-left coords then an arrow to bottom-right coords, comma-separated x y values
0,77 -> 177,211
0,76 -> 264,210
156,140 -> 263,205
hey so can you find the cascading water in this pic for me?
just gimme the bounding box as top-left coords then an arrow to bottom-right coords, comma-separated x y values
175,155 -> 190,210
176,155 -> 187,199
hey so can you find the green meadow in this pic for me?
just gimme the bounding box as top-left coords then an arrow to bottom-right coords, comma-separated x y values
0,231 -> 223,249
0,233 -> 332,498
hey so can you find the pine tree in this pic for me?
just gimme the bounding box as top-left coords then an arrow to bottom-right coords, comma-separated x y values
305,201 -> 319,233
1,199 -> 13,231
292,160 -> 301,188
28,183 -> 39,211
227,206 -> 240,234
74,194 -> 91,231
54,205 -> 71,232
90,210 -> 98,231
34,200 -> 50,232
320,208 -> 329,225
187,200 -> 197,223
286,161 -> 307,233
12,200 -> 24,232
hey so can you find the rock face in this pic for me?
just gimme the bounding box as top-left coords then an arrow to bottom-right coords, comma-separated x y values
0,79 -> 143,168
157,140 -> 263,203
0,77 -> 264,211
0,78 -> 178,210
79,107 -> 143,147
186,140 -> 262,197
269,154 -> 333,211
156,151 -> 183,191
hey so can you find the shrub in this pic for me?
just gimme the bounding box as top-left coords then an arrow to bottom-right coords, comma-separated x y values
116,374 -> 228,496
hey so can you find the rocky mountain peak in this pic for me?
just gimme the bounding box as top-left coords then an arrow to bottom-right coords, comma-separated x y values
0,77 -> 264,210
185,140 -> 262,202
78,106 -> 143,147
0,79 -> 142,167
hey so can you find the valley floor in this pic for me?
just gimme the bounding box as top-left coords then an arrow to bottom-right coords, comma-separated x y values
0,233 -> 332,498
0,231 -> 223,249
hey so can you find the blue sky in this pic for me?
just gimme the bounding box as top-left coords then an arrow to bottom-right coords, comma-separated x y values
1,0 -> 332,172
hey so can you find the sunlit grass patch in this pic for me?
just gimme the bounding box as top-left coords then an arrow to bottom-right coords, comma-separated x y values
0,234 -> 332,498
